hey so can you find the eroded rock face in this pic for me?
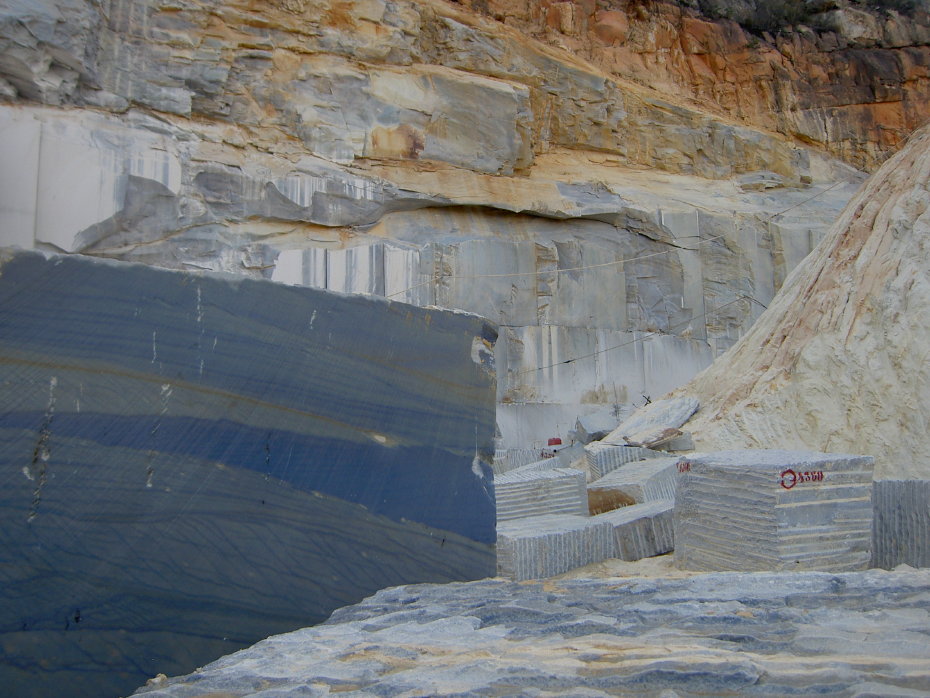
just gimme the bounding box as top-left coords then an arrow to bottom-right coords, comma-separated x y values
671,121 -> 930,479
0,0 -> 867,444
457,0 -> 930,172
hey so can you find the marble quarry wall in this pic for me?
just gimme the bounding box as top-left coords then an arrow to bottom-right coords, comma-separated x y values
0,0 -> 873,446
0,249 -> 497,697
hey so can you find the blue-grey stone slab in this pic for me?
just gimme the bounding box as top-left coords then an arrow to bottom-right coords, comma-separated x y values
0,249 -> 498,697
872,479 -> 930,569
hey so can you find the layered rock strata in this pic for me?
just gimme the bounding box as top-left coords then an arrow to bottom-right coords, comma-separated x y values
133,568 -> 930,696
0,0 -> 865,445
456,0 -> 930,171
0,249 -> 497,698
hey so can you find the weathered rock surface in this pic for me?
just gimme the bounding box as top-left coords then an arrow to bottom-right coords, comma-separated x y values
675,450 -> 874,572
671,120 -> 930,480
0,0 -> 867,446
133,568 -> 930,696
603,395 -> 700,446
458,0 -> 930,171
0,249 -> 497,698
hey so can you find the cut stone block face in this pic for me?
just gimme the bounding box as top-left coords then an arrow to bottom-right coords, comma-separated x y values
596,499 -> 675,560
508,457 -> 562,475
496,514 -> 615,581
584,443 -> 666,479
498,447 -> 544,473
495,468 -> 587,522
570,412 -> 619,444
0,249 -> 498,697
587,457 -> 680,514
675,450 -> 874,572
872,479 -> 930,569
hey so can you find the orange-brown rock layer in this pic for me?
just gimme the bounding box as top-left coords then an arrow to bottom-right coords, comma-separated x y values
454,0 -> 930,171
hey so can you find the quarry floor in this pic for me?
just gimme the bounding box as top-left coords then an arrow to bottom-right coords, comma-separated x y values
134,560 -> 930,697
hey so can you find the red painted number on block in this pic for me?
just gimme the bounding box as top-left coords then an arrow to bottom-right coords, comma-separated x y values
677,461 -> 691,473
779,469 -> 824,489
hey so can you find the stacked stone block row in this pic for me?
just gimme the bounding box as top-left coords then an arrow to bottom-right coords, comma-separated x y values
494,447 -> 546,475
495,467 -> 587,522
675,450 -> 874,572
496,500 -> 678,579
508,457 -> 563,475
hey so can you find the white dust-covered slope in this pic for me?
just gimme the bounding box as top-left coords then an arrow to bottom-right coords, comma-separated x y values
675,122 -> 930,479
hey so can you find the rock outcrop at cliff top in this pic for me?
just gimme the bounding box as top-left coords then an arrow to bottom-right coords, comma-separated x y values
458,0 -> 930,171
671,120 -> 930,479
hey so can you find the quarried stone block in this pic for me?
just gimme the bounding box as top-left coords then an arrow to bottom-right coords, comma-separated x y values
596,499 -> 675,560
872,479 -> 930,569
496,514 -> 614,581
587,456 -> 680,514
495,467 -> 587,522
675,450 -> 874,572
0,249 -> 498,697
584,443 -> 665,479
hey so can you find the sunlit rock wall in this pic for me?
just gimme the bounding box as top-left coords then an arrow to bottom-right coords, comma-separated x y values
0,0 -> 867,446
